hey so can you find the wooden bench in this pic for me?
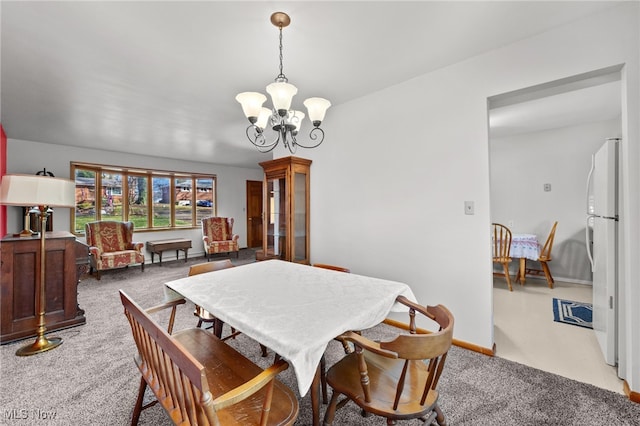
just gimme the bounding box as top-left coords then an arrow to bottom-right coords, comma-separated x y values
119,290 -> 299,426
146,238 -> 192,265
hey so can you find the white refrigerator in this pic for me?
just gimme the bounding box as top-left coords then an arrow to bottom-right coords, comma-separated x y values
585,137 -> 619,367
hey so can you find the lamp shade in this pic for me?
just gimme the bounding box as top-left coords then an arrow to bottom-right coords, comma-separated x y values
256,107 -> 272,130
0,174 -> 76,207
236,92 -> 267,119
286,110 -> 305,132
303,97 -> 331,123
266,81 -> 298,111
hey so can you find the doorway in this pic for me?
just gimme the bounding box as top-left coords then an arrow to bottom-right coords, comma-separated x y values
488,66 -> 622,392
246,180 -> 263,248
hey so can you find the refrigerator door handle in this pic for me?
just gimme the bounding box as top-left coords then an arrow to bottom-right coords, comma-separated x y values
586,154 -> 596,214
586,214 -> 596,272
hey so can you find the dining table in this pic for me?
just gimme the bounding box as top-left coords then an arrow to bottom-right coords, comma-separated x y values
164,259 -> 417,426
510,233 -> 541,284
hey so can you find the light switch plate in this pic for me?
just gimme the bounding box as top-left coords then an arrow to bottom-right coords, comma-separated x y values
464,201 -> 474,215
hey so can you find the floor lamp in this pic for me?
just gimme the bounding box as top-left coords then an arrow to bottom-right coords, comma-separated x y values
0,174 -> 76,356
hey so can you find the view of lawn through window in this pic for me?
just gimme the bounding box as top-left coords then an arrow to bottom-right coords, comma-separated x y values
71,163 -> 216,234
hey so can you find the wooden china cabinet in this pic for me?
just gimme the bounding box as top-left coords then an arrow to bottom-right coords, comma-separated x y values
256,156 -> 311,264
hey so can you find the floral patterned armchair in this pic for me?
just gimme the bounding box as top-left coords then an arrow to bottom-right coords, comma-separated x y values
201,217 -> 239,260
85,221 -> 145,280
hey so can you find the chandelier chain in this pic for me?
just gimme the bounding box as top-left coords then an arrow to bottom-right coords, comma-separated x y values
276,25 -> 286,81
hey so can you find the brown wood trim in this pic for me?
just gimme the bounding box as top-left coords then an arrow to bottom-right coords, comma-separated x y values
455,339 -> 496,356
624,380 -> 640,403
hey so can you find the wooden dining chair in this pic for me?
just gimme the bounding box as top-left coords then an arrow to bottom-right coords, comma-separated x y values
120,291 -> 299,426
188,259 -> 268,357
323,296 -> 454,426
188,259 -> 234,329
312,263 -> 352,404
312,263 -> 351,273
313,262 -> 354,353
518,221 -> 558,289
492,223 -> 514,291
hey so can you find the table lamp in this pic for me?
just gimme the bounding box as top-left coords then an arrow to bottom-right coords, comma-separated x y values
0,173 -> 76,356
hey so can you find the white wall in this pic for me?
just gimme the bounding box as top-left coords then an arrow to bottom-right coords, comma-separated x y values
305,3 -> 639,391
6,139 -> 263,259
490,118 -> 621,283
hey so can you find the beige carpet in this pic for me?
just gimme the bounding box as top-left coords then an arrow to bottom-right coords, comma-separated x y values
1,249 -> 639,425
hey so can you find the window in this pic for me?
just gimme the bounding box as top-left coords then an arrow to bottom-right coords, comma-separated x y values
71,163 -> 216,234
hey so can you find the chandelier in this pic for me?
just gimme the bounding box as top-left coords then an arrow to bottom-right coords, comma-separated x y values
236,12 -> 331,153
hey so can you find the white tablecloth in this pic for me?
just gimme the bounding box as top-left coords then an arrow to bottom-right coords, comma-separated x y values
511,234 -> 540,260
165,260 -> 417,396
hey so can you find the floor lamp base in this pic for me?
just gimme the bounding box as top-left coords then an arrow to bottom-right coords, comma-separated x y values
15,335 -> 63,356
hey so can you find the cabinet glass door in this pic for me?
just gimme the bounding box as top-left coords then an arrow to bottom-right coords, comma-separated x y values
266,176 -> 287,259
293,171 -> 307,262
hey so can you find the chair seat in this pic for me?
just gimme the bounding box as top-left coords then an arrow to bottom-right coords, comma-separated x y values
173,328 -> 298,426
493,256 -> 512,263
326,351 -> 438,419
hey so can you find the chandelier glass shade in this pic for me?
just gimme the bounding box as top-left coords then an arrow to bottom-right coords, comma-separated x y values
236,12 -> 331,153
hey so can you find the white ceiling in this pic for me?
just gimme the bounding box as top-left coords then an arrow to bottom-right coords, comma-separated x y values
1,1 -> 623,168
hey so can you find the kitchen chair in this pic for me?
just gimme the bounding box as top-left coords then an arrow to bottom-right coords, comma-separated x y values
492,222 -> 514,291
518,221 -> 558,289
189,260 -> 268,357
120,291 -> 299,426
323,296 -> 454,426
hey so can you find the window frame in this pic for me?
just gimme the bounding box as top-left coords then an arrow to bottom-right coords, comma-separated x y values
71,162 -> 216,235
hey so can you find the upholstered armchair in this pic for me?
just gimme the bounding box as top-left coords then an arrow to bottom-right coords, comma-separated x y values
201,217 -> 239,260
85,221 -> 145,280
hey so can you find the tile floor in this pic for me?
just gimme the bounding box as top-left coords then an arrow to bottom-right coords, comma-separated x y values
493,277 -> 623,394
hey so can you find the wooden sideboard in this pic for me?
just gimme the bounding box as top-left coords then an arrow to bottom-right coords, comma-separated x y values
0,231 -> 89,344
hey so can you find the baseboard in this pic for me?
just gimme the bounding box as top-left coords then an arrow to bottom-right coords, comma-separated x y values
455,339 -> 496,356
521,275 -> 593,286
624,380 -> 640,403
